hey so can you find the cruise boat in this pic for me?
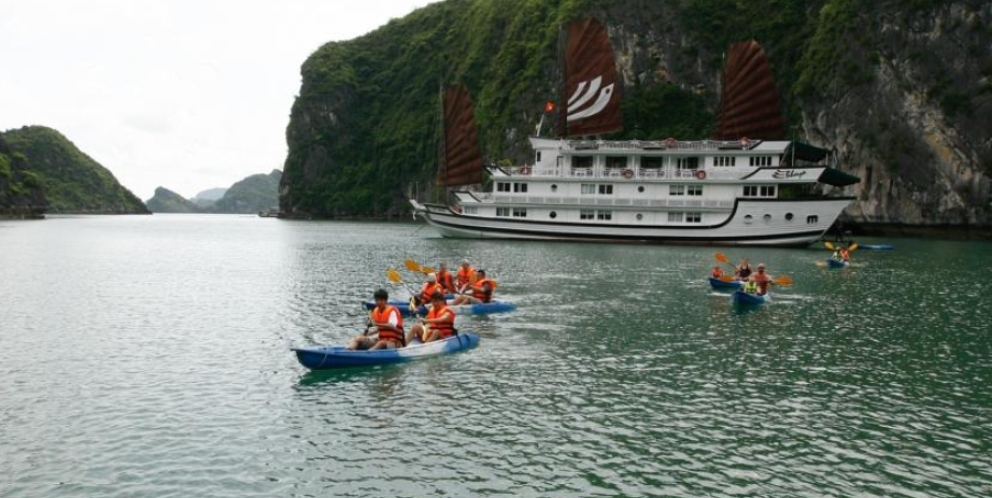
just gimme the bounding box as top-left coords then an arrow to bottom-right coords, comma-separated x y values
410,19 -> 859,247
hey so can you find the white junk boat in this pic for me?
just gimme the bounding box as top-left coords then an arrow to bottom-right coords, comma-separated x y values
410,19 -> 859,247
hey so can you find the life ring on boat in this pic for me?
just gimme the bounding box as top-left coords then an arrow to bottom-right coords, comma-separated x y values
739,137 -> 751,149
664,137 -> 677,148
622,169 -> 634,179
695,170 -> 707,180
518,165 -> 531,175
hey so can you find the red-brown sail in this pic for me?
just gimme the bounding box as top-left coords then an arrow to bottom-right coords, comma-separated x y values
558,18 -> 622,138
714,40 -> 786,141
439,84 -> 483,187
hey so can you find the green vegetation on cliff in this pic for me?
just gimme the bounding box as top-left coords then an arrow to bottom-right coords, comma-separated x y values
2,126 -> 148,214
146,187 -> 200,213
0,135 -> 47,218
211,170 -> 281,214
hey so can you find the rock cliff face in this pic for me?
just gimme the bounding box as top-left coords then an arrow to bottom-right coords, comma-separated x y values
146,187 -> 200,213
282,0 -> 991,230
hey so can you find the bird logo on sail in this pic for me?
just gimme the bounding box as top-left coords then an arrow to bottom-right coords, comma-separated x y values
567,76 -> 614,123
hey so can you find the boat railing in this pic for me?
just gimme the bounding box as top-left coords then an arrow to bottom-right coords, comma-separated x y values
472,193 -> 735,209
510,166 -> 755,181
561,139 -> 750,152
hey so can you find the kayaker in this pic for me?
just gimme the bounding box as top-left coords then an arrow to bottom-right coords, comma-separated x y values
347,289 -> 405,350
436,262 -> 456,294
450,269 -> 497,305
416,273 -> 443,306
455,259 -> 475,294
735,259 -> 753,280
749,263 -> 773,295
711,266 -> 724,279
838,247 -> 851,261
407,291 -> 456,343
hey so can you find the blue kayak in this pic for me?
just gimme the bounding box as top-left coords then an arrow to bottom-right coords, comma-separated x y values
709,277 -> 744,290
292,332 -> 480,370
732,291 -> 769,306
364,300 -> 516,316
860,244 -> 894,251
827,258 -> 850,268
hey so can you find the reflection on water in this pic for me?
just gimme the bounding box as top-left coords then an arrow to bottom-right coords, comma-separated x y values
1,216 -> 991,497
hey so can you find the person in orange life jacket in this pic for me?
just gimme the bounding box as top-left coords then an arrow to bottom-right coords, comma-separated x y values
455,259 -> 475,294
347,289 -> 405,350
416,273 -> 443,306
833,248 -> 851,261
406,291 -> 456,344
711,266 -> 724,279
450,269 -> 496,305
748,263 -> 773,296
436,262 -> 456,295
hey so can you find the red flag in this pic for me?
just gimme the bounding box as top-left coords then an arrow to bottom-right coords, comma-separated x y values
544,100 -> 556,113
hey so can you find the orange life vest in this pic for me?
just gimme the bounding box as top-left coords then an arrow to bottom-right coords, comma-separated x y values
711,267 -> 723,278
472,278 -> 497,303
427,304 -> 456,339
456,266 -> 474,287
437,269 -> 455,293
371,305 -> 404,345
419,282 -> 443,304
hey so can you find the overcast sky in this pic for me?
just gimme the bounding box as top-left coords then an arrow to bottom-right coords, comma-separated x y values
0,0 -> 435,201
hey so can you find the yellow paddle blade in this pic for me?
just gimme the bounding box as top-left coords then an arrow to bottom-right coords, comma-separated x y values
403,260 -> 421,272
420,266 -> 436,274
715,252 -> 730,264
774,276 -> 793,285
848,242 -> 859,252
719,274 -> 736,282
815,260 -> 827,267
824,241 -> 835,250
386,268 -> 403,283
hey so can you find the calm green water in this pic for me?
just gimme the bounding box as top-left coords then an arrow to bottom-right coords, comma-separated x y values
2,214 -> 991,497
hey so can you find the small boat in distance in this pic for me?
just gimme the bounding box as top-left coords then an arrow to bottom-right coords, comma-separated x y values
410,19 -> 860,247
258,208 -> 280,218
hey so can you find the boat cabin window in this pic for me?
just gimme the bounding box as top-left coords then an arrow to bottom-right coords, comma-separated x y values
513,208 -> 527,218
641,157 -> 663,169
573,156 -> 594,169
598,184 -> 613,195
670,185 -> 685,196
606,156 -> 627,169
551,184 -> 558,192
513,183 -> 528,193
743,185 -> 776,198
807,215 -> 819,224
580,209 -> 595,220
785,213 -> 794,221
637,186 -> 645,193
581,184 -> 596,195
536,151 -> 542,162
550,211 -> 557,219
760,186 -> 776,197
636,213 -> 643,221
687,212 -> 702,223
668,212 -> 683,223
676,157 -> 699,170
687,185 -> 703,196
744,215 -> 754,224
713,156 -> 736,167
750,156 -> 773,166
496,207 -> 510,217
463,206 -> 478,215
763,214 -> 772,223
497,182 -> 511,192
597,210 -> 612,221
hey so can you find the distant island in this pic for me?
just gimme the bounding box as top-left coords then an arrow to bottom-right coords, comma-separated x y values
0,126 -> 148,217
145,169 -> 281,214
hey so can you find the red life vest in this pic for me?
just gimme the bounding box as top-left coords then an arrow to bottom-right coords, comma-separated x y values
472,278 -> 497,303
420,282 -> 442,304
751,272 -> 771,295
437,269 -> 455,293
427,304 -> 456,339
711,267 -> 723,278
372,305 -> 404,344
456,266 -> 474,287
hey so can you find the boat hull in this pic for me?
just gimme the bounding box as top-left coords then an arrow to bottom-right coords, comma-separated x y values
292,332 -> 480,370
364,300 -> 516,316
732,291 -> 769,305
412,198 -> 853,247
709,277 -> 744,290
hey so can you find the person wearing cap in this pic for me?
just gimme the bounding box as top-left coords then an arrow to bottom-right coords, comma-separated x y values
450,269 -> 497,305
406,291 -> 456,343
748,263 -> 773,295
436,262 -> 456,294
347,289 -> 405,350
455,259 -> 475,294
417,272 -> 443,307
